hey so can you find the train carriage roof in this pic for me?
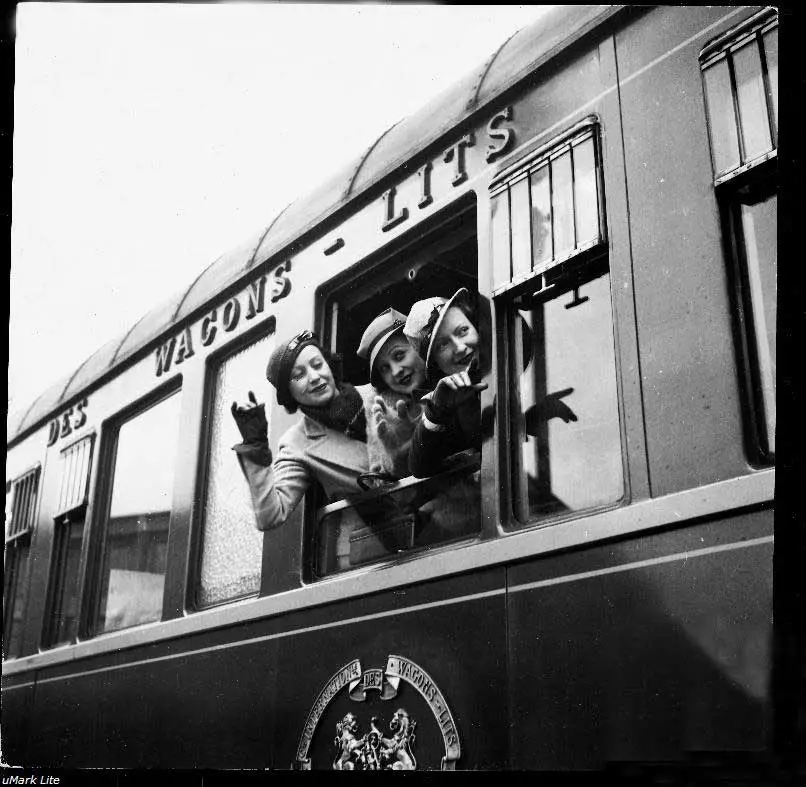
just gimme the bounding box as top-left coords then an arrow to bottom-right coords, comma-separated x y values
8,5 -> 621,447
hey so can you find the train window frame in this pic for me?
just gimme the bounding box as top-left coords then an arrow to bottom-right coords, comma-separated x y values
4,464 -> 42,660
85,380 -> 182,638
191,317 -> 278,611
700,8 -> 777,463
307,198 -> 486,580
491,118 -> 626,530
43,432 -> 96,648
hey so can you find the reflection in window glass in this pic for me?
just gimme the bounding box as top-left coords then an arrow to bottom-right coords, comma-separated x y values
510,176 -> 532,280
314,453 -> 481,577
733,40 -> 772,161
551,151 -> 574,257
198,333 -> 275,607
491,190 -> 511,290
573,138 -> 599,246
47,514 -> 84,646
703,59 -> 741,175
738,190 -> 776,455
510,271 -> 622,522
3,539 -> 32,658
763,27 -> 778,137
530,165 -> 552,269
96,393 -> 181,633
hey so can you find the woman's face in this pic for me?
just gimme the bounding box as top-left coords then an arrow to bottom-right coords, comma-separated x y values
375,334 -> 426,395
432,306 -> 480,376
288,345 -> 337,407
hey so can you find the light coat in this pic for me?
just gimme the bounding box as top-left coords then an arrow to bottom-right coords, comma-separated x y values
236,384 -> 375,532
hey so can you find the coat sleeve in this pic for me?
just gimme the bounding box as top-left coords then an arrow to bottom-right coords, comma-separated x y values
235,437 -> 312,531
409,417 -> 462,479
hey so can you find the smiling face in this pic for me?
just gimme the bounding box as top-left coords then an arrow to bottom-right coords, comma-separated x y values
287,345 -> 337,407
375,334 -> 427,395
432,306 -> 480,376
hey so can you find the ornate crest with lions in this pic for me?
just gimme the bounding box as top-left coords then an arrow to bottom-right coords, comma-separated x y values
333,708 -> 417,771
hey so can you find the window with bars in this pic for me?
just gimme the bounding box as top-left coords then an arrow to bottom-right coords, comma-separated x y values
490,117 -> 605,295
491,120 -> 623,527
45,435 -> 94,647
701,8 -> 777,460
700,7 -> 777,184
4,466 -> 41,659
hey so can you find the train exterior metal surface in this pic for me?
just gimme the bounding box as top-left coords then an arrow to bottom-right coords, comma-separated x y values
4,5 -> 778,771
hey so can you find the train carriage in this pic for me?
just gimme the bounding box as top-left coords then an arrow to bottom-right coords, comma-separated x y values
4,5 -> 780,771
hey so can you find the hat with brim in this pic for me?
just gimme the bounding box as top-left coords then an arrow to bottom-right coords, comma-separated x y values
357,308 -> 408,379
403,288 -> 471,370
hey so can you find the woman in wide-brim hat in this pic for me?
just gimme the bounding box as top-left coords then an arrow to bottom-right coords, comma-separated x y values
403,288 -> 488,478
231,330 -> 375,538
357,307 -> 428,478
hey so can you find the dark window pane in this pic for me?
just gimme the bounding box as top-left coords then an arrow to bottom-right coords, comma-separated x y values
740,191 -> 776,454
733,39 -> 772,162
511,272 -> 622,522
573,138 -> 599,247
3,540 -> 31,658
198,334 -> 275,607
314,453 -> 480,577
551,151 -> 574,257
763,27 -> 778,139
530,165 -> 552,270
97,393 -> 180,633
703,59 -> 741,175
510,176 -> 532,281
47,514 -> 84,646
491,191 -> 511,289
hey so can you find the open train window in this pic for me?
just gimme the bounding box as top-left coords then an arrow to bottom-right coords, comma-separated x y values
3,466 -> 41,659
91,389 -> 181,634
43,434 -> 94,647
491,118 -> 624,527
311,204 -> 482,577
700,8 -> 777,461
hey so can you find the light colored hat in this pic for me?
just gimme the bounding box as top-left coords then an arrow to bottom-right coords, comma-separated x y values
403,288 -> 471,369
357,308 -> 408,377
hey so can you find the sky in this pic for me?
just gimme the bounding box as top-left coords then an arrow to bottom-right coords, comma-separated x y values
9,2 -> 554,421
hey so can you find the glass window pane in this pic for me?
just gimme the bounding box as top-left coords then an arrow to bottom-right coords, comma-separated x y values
733,40 -> 772,161
491,191 -> 511,289
510,176 -> 532,280
573,138 -> 599,247
3,540 -> 31,658
551,151 -> 574,257
530,164 -> 552,270
198,334 -> 275,607
740,192 -> 776,454
97,393 -> 181,633
511,272 -> 622,522
314,453 -> 480,577
703,59 -> 741,175
763,27 -> 778,139
47,515 -> 84,646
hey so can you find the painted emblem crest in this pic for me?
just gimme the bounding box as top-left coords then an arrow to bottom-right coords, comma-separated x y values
295,654 -> 460,770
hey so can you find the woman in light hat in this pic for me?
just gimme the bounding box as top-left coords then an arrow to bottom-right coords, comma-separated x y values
403,287 -> 488,478
357,308 -> 428,478
230,330 -> 375,536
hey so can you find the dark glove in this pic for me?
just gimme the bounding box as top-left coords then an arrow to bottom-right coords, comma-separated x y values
231,391 -> 269,446
422,373 -> 487,426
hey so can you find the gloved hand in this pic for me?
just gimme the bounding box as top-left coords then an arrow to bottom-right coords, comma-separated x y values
231,391 -> 269,447
372,396 -> 420,447
421,372 -> 487,426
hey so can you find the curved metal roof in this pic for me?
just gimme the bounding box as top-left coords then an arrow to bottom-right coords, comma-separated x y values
8,5 -> 620,447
